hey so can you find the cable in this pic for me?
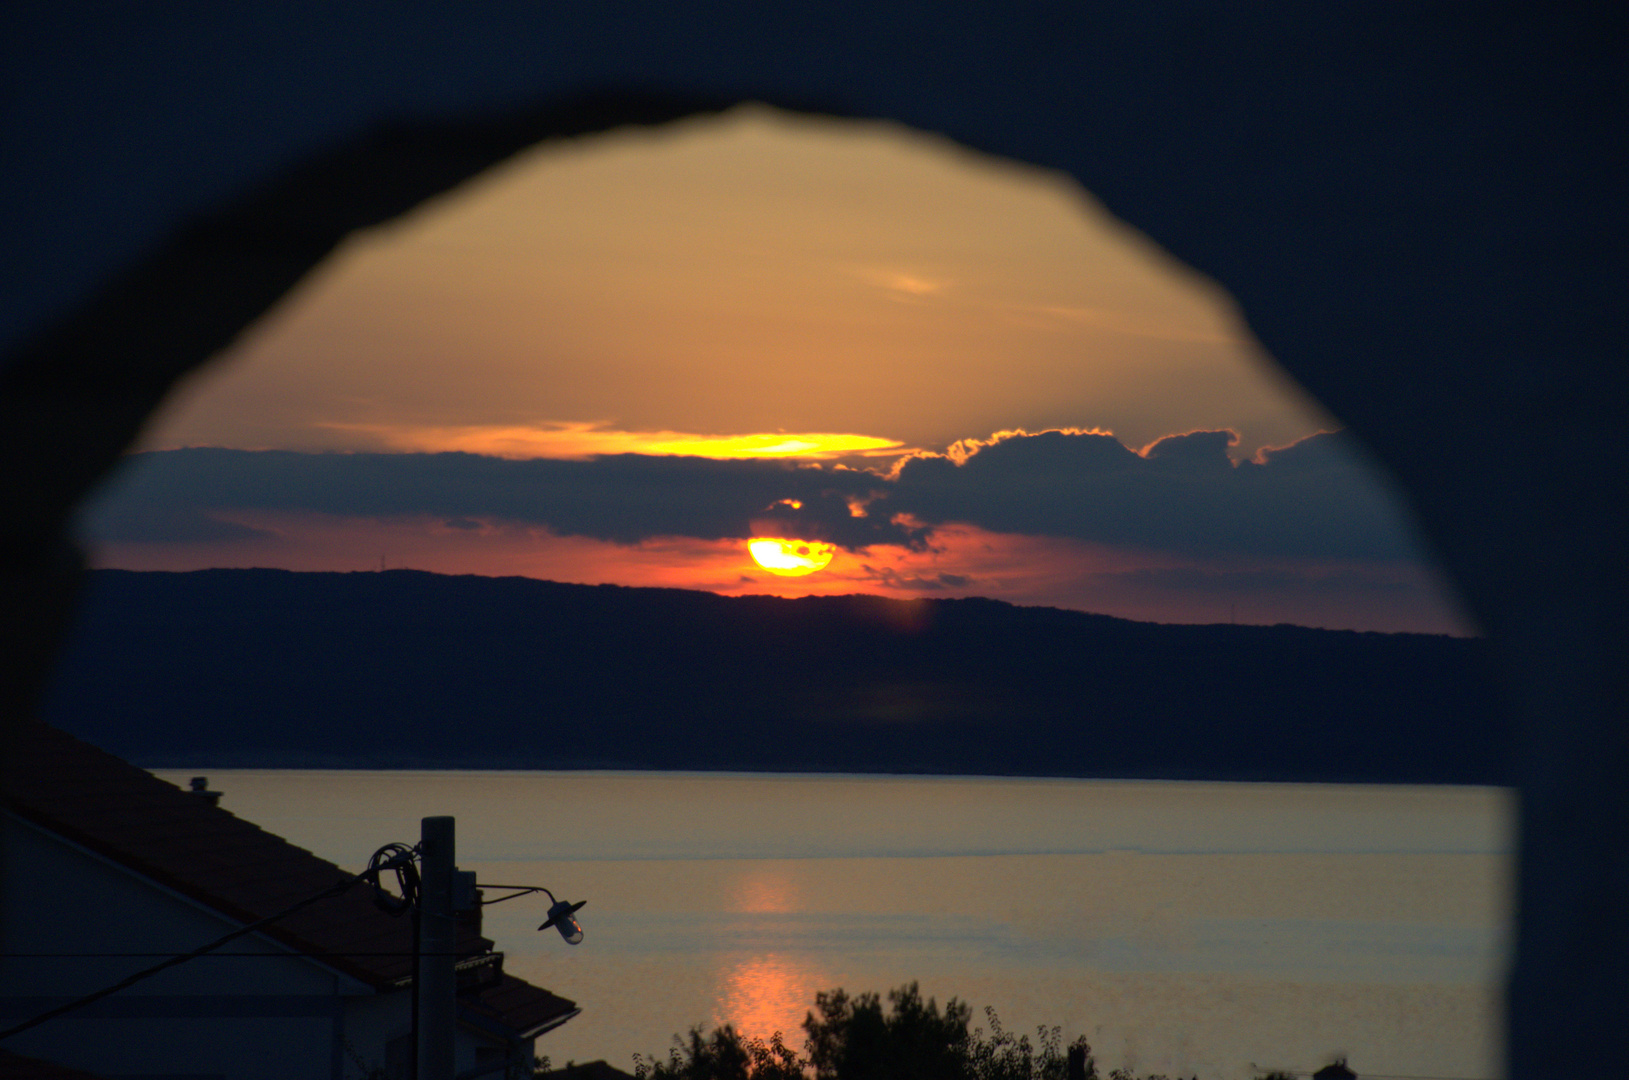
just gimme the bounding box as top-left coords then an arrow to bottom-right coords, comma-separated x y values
0,872 -> 360,1041
366,842 -> 420,915
1,840 -> 425,1042
2,952 -> 476,958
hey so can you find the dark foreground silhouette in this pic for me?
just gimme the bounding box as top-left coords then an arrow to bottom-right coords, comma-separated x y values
633,984 -> 1090,1080
42,569 -> 1507,784
6,12 -> 1619,1071
629,982 -> 1322,1080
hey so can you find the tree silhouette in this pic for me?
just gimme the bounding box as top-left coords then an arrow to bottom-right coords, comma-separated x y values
634,984 -> 1096,1080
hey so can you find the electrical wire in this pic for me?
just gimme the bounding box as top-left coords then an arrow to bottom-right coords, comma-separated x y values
1,841 -> 424,1042
2,952 -> 474,958
366,842 -> 420,915
0,872 -> 360,1041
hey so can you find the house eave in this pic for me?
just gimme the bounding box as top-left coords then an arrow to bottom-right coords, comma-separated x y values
458,1002 -> 581,1045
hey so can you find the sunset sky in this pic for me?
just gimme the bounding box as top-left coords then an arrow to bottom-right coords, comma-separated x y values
77,106 -> 1472,634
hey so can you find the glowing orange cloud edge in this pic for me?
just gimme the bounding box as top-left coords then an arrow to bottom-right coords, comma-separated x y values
304,421 -> 1331,470
317,421 -> 908,461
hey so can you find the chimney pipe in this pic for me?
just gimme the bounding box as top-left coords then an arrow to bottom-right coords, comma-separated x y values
187,777 -> 221,806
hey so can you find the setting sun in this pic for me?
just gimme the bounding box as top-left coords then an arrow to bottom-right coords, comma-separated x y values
748,538 -> 837,576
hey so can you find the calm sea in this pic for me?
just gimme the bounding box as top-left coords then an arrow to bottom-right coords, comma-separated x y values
151,770 -> 1513,1079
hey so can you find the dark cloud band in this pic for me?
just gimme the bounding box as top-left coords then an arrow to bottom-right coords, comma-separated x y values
889,429 -> 1425,560
77,429 -> 1426,562
78,448 -> 917,548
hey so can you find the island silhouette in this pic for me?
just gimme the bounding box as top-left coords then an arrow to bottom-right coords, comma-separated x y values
42,568 -> 1507,785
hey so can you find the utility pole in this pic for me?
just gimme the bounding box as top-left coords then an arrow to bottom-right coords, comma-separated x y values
367,819 -> 574,1080
417,816 -> 456,1080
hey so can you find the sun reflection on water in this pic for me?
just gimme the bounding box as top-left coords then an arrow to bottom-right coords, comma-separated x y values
711,867 -> 829,1043
730,868 -> 798,914
716,952 -> 826,1044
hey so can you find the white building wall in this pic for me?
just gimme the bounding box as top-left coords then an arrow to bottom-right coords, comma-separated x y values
342,986 -> 413,1079
2,812 -> 534,1080
0,811 -> 372,1079
344,983 -> 535,1080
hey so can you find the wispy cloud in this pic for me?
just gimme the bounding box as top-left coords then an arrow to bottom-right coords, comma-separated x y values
848,266 -> 953,298
841,268 -> 1243,344
1007,303 -> 1244,345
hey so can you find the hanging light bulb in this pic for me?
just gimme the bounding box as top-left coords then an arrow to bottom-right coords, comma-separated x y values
538,897 -> 587,945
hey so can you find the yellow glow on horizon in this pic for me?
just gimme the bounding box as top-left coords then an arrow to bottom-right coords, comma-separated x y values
748,538 -> 837,576
317,421 -> 907,461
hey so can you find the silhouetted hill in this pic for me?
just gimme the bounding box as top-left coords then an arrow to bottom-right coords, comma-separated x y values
40,569 -> 1509,783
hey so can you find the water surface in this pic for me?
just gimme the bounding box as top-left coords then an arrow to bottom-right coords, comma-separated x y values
154,770 -> 1512,1078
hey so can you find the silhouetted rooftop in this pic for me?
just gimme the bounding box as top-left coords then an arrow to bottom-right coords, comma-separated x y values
1,721 -> 576,1036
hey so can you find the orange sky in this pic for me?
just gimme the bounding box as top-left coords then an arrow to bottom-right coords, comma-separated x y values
142,106 -> 1331,459
95,106 -> 1471,634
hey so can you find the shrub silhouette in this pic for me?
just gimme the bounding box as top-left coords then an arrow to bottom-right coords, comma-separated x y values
633,1024 -> 806,1080
634,983 -> 1095,1080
